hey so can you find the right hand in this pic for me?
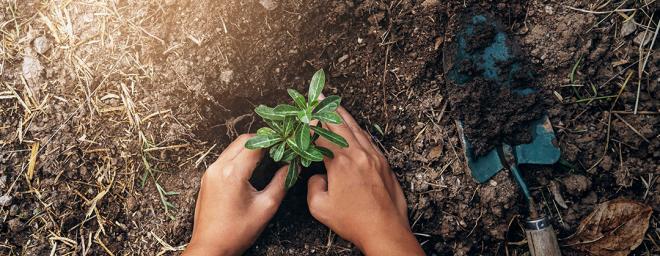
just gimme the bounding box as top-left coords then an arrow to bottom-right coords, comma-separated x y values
307,106 -> 425,255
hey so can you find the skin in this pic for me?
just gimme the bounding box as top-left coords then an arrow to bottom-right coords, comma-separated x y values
184,105 -> 424,256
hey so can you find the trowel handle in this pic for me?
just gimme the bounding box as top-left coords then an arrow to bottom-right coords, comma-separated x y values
525,217 -> 561,256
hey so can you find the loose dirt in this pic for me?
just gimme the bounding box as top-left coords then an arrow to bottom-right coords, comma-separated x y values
1,0 -> 657,255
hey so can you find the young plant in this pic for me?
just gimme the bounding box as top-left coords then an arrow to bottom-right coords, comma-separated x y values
245,69 -> 348,189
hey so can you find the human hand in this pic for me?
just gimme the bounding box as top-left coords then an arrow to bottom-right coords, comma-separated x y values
183,134 -> 288,256
307,105 -> 425,255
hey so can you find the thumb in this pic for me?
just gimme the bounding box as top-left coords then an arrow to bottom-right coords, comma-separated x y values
307,174 -> 328,220
260,165 -> 288,208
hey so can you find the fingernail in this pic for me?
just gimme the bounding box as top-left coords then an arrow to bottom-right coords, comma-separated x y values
318,93 -> 325,100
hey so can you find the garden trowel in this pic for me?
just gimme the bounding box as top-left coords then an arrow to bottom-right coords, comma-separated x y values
443,12 -> 561,256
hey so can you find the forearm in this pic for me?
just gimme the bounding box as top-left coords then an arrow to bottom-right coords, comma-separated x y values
357,223 -> 425,256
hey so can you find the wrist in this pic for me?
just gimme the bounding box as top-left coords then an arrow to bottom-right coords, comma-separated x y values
355,221 -> 424,255
184,239 -> 241,256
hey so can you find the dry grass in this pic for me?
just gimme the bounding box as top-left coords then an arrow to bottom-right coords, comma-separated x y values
0,0 -> 211,254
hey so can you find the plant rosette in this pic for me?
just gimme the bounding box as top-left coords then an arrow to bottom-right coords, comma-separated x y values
245,69 -> 348,189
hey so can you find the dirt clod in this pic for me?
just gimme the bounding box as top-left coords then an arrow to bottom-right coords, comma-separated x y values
561,174 -> 591,196
7,218 -> 24,232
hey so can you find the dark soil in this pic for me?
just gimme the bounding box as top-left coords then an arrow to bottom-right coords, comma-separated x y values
448,78 -> 546,156
1,0 -> 658,255
442,11 -> 546,156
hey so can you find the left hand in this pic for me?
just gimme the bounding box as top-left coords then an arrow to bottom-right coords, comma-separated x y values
183,134 -> 288,256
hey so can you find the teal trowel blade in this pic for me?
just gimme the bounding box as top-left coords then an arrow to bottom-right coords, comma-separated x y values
456,121 -> 504,183
514,115 -> 561,165
446,12 -> 561,184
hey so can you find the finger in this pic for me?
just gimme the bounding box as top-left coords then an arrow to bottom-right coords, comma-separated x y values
321,119 -> 361,151
307,174 -> 329,219
358,129 -> 385,157
215,134 -> 255,163
230,146 -> 265,180
258,165 -> 288,209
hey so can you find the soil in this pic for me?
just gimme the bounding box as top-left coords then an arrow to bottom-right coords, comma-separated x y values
448,78 -> 546,156
1,0 -> 658,255
442,12 -> 547,156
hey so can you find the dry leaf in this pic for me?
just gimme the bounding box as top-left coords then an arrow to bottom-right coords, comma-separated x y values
549,180 -> 568,209
564,198 -> 652,256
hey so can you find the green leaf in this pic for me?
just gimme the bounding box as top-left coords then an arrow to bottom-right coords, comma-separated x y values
297,109 -> 312,124
308,69 -> 325,103
296,124 -> 311,151
301,158 -> 311,167
311,126 -> 348,148
255,105 -> 285,121
287,89 -> 307,109
257,127 -> 276,136
313,112 -> 342,124
245,135 -> 282,149
265,120 -> 283,133
283,117 -> 295,136
285,158 -> 300,189
313,95 -> 341,113
286,138 -> 323,161
270,142 -> 286,161
317,146 -> 334,158
282,148 -> 296,162
273,104 -> 299,116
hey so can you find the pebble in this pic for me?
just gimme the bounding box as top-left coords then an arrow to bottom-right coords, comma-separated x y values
620,20 -> 636,38
258,0 -> 278,11
220,70 -> 233,83
421,0 -> 439,8
164,0 -> 176,6
0,195 -> 12,207
633,31 -> 653,46
33,36 -> 50,54
22,52 -> 43,81
337,54 -> 348,63
544,5 -> 554,15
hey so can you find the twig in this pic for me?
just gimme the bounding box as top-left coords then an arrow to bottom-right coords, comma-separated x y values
634,12 -> 658,114
613,113 -> 650,143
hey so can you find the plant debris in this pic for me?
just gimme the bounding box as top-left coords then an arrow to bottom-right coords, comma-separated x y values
564,199 -> 652,256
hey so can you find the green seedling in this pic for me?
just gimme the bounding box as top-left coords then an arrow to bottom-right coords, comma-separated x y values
245,69 -> 348,189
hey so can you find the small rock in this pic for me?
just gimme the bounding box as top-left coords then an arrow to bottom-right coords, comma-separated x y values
22,52 -> 43,81
561,174 -> 591,196
220,70 -> 233,83
544,5 -> 554,15
337,54 -> 349,63
8,218 -> 24,232
357,37 -> 364,44
0,195 -> 12,207
427,145 -> 442,160
421,0 -> 439,8
33,36 -> 50,54
164,0 -> 176,6
633,31 -> 653,46
258,0 -> 278,11
620,20 -> 636,38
